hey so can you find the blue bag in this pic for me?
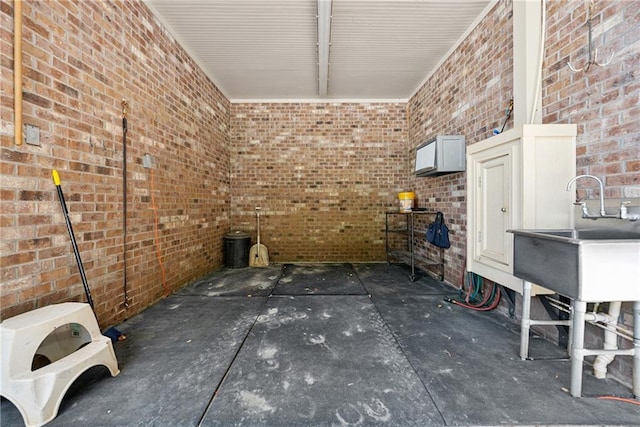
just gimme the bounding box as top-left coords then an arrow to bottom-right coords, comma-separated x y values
426,212 -> 450,249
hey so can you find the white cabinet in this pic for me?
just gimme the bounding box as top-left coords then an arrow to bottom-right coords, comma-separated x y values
479,152 -> 511,266
466,124 -> 577,294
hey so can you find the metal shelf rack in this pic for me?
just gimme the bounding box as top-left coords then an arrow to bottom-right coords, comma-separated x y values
385,211 -> 445,281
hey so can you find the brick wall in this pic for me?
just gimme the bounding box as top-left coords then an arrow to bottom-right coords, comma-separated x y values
544,0 -> 640,198
230,103 -> 407,262
407,0 -> 514,285
1,0 -> 230,326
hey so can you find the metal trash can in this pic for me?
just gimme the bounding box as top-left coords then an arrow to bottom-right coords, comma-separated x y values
223,231 -> 251,268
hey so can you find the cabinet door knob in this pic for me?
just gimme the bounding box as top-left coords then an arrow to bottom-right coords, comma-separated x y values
501,207 -> 507,212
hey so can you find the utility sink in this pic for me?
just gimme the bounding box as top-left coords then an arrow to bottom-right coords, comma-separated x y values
509,229 -> 640,301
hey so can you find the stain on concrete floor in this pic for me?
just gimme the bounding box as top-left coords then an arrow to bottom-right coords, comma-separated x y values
2,263 -> 637,426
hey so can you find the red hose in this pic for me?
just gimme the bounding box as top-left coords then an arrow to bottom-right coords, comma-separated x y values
448,285 -> 501,311
596,396 -> 640,406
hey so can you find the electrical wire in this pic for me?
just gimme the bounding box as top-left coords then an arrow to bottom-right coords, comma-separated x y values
530,0 -> 547,124
499,99 -> 514,133
596,396 -> 640,406
149,168 -> 171,298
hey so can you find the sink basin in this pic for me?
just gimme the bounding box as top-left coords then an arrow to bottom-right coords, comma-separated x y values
523,228 -> 639,241
509,229 -> 640,301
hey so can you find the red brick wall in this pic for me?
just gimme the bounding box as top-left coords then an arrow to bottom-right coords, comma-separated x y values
230,103 -> 407,262
1,0 -> 230,326
544,0 -> 640,199
407,1 -> 514,285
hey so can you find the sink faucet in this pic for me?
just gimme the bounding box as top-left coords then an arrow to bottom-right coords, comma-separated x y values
566,174 -> 616,219
566,175 -> 639,220
566,174 -> 607,217
620,201 -> 640,221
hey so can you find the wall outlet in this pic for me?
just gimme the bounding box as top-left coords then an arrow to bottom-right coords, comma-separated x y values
25,124 -> 41,146
142,154 -> 154,169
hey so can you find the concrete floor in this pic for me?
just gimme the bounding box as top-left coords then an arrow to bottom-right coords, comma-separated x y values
2,263 -> 638,426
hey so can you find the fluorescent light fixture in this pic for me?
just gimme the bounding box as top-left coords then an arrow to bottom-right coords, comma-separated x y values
317,0 -> 332,96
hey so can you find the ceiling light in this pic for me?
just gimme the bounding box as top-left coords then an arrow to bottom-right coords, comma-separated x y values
317,0 -> 332,96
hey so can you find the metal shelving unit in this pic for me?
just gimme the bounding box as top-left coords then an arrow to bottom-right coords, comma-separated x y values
385,211 -> 445,281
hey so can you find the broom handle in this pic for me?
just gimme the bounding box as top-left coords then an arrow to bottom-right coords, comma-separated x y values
256,207 -> 261,247
52,170 -> 95,309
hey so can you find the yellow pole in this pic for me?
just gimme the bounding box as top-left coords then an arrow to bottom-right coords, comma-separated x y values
14,0 -> 23,146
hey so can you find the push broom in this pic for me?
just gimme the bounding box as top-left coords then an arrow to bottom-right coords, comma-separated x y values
52,170 -> 125,342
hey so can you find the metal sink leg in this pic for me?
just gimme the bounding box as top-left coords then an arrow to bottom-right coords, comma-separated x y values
570,299 -> 639,398
570,300 -> 587,397
520,281 -> 533,360
519,281 -> 571,361
634,300 -> 640,398
521,288 -> 639,399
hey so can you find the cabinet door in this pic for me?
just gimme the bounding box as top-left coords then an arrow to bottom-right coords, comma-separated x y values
478,153 -> 511,267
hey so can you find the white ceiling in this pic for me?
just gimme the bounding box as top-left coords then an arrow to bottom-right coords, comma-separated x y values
144,0 -> 495,102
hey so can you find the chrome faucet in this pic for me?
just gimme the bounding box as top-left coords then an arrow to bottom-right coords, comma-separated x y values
566,174 -> 609,218
566,174 -> 639,220
620,201 -> 640,221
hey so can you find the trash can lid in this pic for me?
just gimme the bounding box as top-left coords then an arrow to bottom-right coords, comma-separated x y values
224,231 -> 250,239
